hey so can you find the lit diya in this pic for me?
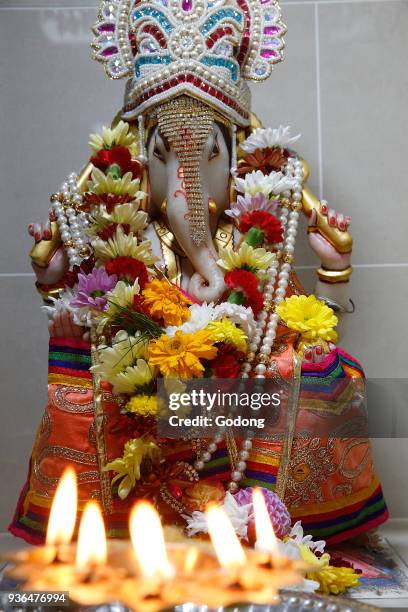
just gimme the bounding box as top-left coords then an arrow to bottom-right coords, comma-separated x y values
3,469 -> 308,611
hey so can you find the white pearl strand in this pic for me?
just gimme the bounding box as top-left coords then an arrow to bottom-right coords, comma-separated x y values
51,173 -> 90,269
193,157 -> 304,492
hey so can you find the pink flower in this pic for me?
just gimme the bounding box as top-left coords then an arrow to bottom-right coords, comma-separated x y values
234,487 -> 291,539
226,193 -> 280,221
70,268 -> 117,311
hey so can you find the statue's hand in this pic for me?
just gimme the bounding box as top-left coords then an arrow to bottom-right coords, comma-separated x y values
48,308 -> 89,341
28,211 -> 69,285
302,343 -> 336,365
307,205 -> 351,270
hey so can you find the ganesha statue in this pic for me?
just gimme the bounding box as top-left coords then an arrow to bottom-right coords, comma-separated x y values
11,0 -> 387,553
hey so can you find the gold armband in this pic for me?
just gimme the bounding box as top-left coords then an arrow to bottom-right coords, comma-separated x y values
317,266 -> 353,283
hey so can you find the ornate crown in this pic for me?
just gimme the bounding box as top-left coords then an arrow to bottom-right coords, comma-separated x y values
92,0 -> 286,126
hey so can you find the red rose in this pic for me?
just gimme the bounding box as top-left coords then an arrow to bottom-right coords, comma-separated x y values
105,256 -> 149,287
225,270 -> 264,317
91,145 -> 142,180
239,210 -> 283,245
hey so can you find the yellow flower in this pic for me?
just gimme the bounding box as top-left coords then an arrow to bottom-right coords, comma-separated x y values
276,294 -> 338,345
104,437 -> 161,500
217,242 -> 276,279
110,359 -> 155,394
92,227 -> 157,267
300,546 -> 360,595
148,330 -> 218,378
89,167 -> 143,197
91,330 -> 146,380
125,395 -> 158,417
89,120 -> 135,154
88,202 -> 147,236
142,279 -> 191,327
206,318 -> 248,352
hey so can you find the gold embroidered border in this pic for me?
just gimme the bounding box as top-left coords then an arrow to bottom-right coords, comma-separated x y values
90,328 -> 113,513
275,351 -> 303,500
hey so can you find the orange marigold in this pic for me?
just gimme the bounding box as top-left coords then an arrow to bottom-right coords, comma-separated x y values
147,330 -> 217,378
142,279 -> 191,326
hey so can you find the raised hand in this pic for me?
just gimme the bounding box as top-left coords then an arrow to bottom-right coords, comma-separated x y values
48,308 -> 89,341
28,210 -> 69,285
303,343 -> 336,365
307,203 -> 351,270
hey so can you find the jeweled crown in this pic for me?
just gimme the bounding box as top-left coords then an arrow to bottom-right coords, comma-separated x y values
92,0 -> 286,126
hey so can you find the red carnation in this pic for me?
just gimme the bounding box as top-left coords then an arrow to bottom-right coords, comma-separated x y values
97,223 -> 131,241
82,192 -> 135,214
225,270 -> 264,317
211,343 -> 246,378
132,294 -> 153,318
239,210 -> 283,246
105,256 -> 149,287
91,145 -> 142,180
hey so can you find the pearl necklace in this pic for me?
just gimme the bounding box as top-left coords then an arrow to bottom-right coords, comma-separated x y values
51,173 -> 91,269
194,156 -> 304,492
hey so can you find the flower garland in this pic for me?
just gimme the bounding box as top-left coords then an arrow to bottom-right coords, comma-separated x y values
47,119 -> 356,595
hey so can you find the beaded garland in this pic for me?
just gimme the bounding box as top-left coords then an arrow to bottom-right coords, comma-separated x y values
194,155 -> 304,491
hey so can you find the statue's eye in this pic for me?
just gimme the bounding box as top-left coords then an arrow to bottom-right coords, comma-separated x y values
209,136 -> 220,161
153,144 -> 165,162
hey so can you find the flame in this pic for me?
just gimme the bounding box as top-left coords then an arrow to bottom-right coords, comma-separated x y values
130,501 -> 173,579
46,467 -> 77,547
184,547 -> 199,574
252,488 -> 279,556
205,504 -> 246,568
76,501 -> 107,569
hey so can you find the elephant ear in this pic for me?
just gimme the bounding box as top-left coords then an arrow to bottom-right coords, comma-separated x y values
239,0 -> 286,81
91,0 -> 134,80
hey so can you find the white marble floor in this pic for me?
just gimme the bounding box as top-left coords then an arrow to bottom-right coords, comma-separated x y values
1,520 -> 408,611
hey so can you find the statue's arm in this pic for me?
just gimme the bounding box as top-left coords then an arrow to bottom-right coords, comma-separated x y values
301,160 -> 354,316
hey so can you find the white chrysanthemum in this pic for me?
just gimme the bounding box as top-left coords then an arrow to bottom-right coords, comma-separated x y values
88,167 -> 143,197
240,126 -> 301,154
104,279 -> 140,317
92,227 -> 157,267
235,170 -> 296,197
88,202 -> 148,236
89,120 -> 134,154
225,193 -> 280,221
110,359 -> 155,394
217,242 -> 276,279
42,288 -> 76,318
165,302 -> 217,337
213,303 -> 257,339
91,330 -> 146,379
288,521 -> 326,554
184,493 -> 251,539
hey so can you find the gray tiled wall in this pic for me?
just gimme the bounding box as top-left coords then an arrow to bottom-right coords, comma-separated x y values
0,0 -> 407,531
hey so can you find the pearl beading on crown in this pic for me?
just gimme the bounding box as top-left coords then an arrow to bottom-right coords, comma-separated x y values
92,0 -> 286,126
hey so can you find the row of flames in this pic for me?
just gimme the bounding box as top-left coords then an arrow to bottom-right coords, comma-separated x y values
49,467 -> 280,575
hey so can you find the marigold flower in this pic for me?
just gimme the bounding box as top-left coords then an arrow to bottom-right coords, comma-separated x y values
142,279 -> 191,327
148,330 -> 217,378
125,395 -> 158,417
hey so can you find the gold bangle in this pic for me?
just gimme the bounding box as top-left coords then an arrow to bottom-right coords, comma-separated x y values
317,266 -> 353,283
